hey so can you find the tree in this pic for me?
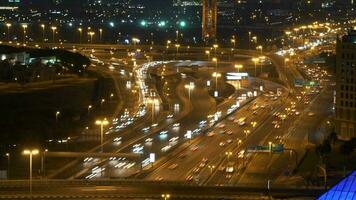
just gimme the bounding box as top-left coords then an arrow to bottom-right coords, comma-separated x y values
316,139 -> 332,164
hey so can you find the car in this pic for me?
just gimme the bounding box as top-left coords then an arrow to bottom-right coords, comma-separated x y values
219,130 -> 226,134
295,111 -> 300,116
227,131 -> 233,135
274,124 -> 280,129
202,157 -> 208,162
226,174 -> 232,179
166,114 -> 174,119
191,146 -> 199,151
192,167 -> 200,173
199,162 -> 206,168
227,139 -> 233,144
219,142 -> 226,147
185,175 -> 193,181
308,112 -> 315,116
155,177 -> 163,181
172,123 -> 180,128
168,164 -> 178,170
207,132 -> 215,137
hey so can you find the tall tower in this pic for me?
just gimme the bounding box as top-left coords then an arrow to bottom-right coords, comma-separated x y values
202,0 -> 217,42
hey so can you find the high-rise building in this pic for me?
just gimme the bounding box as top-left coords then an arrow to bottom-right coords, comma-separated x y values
335,30 -> 356,141
202,0 -> 217,42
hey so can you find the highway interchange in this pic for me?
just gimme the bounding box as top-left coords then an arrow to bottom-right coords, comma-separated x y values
0,21 -> 341,199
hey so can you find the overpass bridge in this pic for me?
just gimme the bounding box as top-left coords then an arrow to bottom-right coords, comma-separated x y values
0,179 -> 323,199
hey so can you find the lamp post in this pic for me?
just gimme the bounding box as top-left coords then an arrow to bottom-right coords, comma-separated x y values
235,64 -> 243,73
269,141 -> 273,153
6,23 -> 11,42
248,31 -> 251,49
175,44 -> 180,59
230,38 -> 236,49
22,24 -> 28,44
259,56 -> 265,74
51,26 -> 57,44
95,118 -> 109,152
184,82 -> 195,101
252,58 -> 259,77
148,98 -> 159,124
99,28 -> 103,43
40,24 -> 45,42
23,149 -> 39,199
212,72 -> 221,97
87,105 -> 92,116
208,165 -> 215,174
55,111 -> 60,122
5,153 -> 10,178
225,151 -> 232,162
162,194 -> 170,200
78,28 -> 82,44
88,31 -> 95,44
213,44 -> 218,56
205,50 -> 210,61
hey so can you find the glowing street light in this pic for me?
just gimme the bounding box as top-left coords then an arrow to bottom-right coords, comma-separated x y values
205,50 -> 210,61
252,57 -> 259,77
22,24 -> 28,44
78,28 -> 83,44
88,31 -> 95,44
40,24 -> 45,42
184,82 -> 195,100
99,28 -> 103,42
5,153 -> 10,178
225,151 -> 233,162
95,118 -> 109,152
55,111 -> 60,122
235,64 -> 243,73
208,165 -> 215,174
212,72 -> 221,97
23,149 -> 39,198
161,194 -> 170,200
51,26 -> 57,43
6,23 -> 11,41
230,38 -> 236,48
148,97 -> 159,124
213,44 -> 218,55
87,105 -> 92,116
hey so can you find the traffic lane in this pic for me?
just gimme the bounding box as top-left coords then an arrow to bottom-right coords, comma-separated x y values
146,96 -> 279,182
77,75 -> 197,179
230,90 -> 323,185
202,98 -> 287,185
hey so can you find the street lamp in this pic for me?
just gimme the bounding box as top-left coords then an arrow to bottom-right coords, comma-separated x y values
230,38 -> 236,48
162,194 -> 170,200
205,50 -> 210,61
184,82 -> 195,101
225,151 -> 233,162
212,57 -> 218,72
235,64 -> 243,73
95,118 -> 109,152
132,37 -> 140,48
5,153 -> 10,178
100,98 -> 105,108
78,28 -> 83,44
208,165 -> 215,174
148,98 -> 159,124
268,141 -> 273,153
212,72 -> 221,97
87,105 -> 92,116
55,111 -> 60,122
213,44 -> 218,55
40,24 -> 45,42
23,149 -> 39,198
99,28 -> 103,43
248,31 -> 251,49
175,44 -> 180,59
88,31 -> 95,44
284,58 -> 290,67
252,57 -> 259,77
51,26 -> 57,44
259,56 -> 265,73
6,23 -> 11,41
22,24 -> 28,44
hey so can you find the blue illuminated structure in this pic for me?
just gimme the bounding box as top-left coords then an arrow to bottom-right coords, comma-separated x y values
318,171 -> 356,200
